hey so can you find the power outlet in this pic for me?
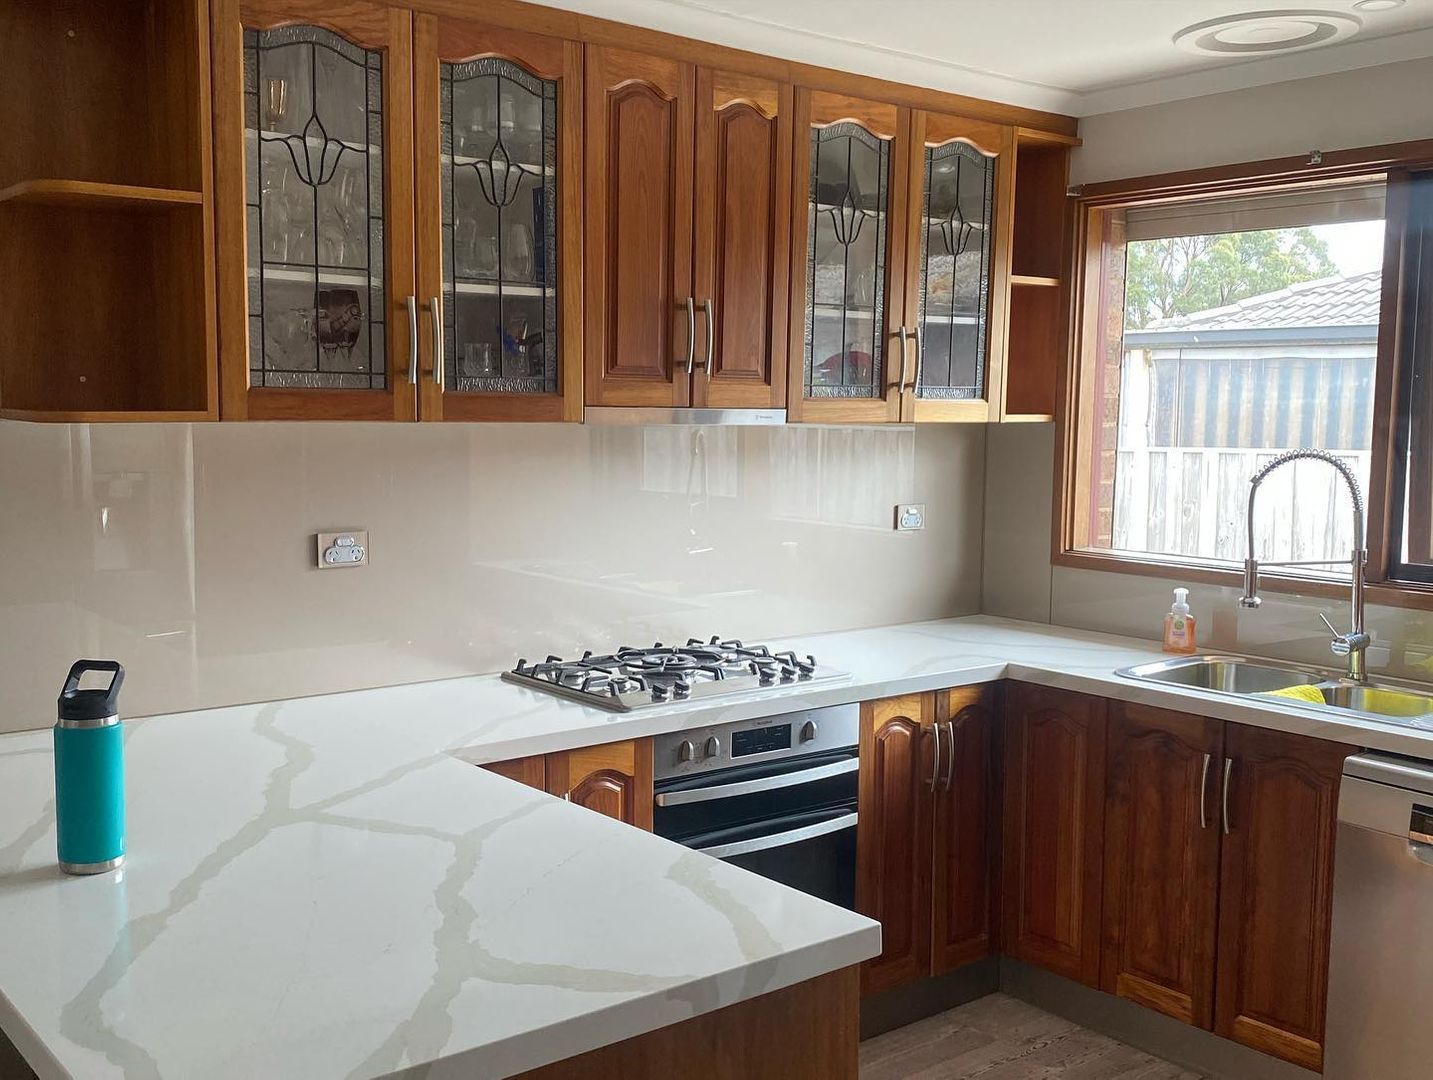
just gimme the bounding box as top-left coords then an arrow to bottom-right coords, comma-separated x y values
894,504 -> 925,531
316,530 -> 369,569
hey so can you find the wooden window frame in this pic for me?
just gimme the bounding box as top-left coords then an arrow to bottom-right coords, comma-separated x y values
1054,139 -> 1433,610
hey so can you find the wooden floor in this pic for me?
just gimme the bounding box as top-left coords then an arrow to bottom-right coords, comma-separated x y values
860,994 -> 1206,1079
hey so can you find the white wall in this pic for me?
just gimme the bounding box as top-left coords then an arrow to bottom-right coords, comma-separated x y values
1072,55 -> 1433,186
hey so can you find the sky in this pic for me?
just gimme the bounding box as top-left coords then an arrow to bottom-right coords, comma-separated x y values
1311,219 -> 1384,275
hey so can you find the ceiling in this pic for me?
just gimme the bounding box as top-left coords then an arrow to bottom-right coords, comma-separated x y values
550,0 -> 1433,115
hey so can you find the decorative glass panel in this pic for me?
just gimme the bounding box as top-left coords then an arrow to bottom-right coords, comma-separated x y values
441,58 -> 559,394
243,27 -> 386,390
916,141 -> 994,399
803,123 -> 890,399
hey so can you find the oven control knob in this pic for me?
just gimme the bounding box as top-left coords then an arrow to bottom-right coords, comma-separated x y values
677,739 -> 697,764
800,719 -> 818,743
703,735 -> 722,760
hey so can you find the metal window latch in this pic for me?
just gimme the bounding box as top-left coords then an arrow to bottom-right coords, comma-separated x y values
1308,150 -> 1324,166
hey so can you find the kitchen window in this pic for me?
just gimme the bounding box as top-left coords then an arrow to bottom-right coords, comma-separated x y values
1059,146 -> 1433,600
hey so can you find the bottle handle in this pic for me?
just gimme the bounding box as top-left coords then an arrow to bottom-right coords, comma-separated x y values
61,660 -> 125,711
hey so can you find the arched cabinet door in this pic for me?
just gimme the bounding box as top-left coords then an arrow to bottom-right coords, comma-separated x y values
546,739 -> 654,830
413,17 -> 582,422
213,0 -> 417,420
788,90 -> 911,424
901,113 -> 1007,423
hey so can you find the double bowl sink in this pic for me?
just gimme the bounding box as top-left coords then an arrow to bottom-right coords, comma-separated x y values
1116,654 -> 1433,729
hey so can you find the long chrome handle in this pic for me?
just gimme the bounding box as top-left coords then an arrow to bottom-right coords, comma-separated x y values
896,324 -> 912,395
929,723 -> 942,791
942,720 -> 957,793
683,297 -> 696,375
911,324 -> 923,395
428,295 -> 442,388
1199,752 -> 1211,829
702,298 -> 715,376
654,757 -> 858,806
406,296 -> 419,384
698,812 -> 858,860
1221,757 -> 1235,835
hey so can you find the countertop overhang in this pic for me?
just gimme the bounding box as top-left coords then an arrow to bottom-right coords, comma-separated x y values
3,615 -> 1430,1079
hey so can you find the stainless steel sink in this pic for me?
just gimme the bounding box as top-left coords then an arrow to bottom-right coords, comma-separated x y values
1116,654 -> 1433,728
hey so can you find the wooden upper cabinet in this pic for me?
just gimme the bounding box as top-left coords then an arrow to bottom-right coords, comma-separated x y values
213,0 -> 417,420
1102,702 -> 1223,1029
1214,724 -> 1348,1072
932,685 -> 997,975
413,17 -> 582,422
856,693 -> 933,995
899,114 -> 1008,423
583,47 -> 695,409
788,90 -> 909,424
546,739 -> 654,830
1001,682 -> 1107,987
692,70 -> 792,410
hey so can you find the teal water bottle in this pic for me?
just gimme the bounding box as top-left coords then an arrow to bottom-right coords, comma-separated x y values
54,660 -> 126,875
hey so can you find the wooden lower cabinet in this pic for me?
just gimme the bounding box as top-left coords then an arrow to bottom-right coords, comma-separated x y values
1001,683 -> 1107,987
1212,723 -> 1348,1071
1101,702 -> 1223,1028
481,739 -> 654,831
856,687 -> 996,996
546,739 -> 655,830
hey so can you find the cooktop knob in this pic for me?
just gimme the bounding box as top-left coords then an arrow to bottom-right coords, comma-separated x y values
703,735 -> 722,759
800,719 -> 818,743
677,739 -> 697,764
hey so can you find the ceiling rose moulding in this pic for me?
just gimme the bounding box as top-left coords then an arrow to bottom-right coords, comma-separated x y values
1172,9 -> 1363,57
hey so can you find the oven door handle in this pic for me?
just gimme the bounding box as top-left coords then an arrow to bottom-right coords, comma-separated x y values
654,757 -> 858,806
696,812 -> 858,860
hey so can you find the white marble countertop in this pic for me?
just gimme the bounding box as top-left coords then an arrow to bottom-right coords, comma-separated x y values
4,615 -> 1432,1080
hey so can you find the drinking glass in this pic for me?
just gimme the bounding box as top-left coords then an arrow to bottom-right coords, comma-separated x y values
462,342 -> 498,378
503,223 -> 534,281
264,77 -> 289,132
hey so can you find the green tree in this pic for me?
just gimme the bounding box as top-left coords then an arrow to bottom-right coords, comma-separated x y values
1123,228 -> 1337,330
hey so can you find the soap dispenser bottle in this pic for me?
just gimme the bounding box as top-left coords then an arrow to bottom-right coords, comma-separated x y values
1163,589 -> 1197,655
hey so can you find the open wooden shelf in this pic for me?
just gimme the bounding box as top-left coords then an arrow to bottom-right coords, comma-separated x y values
0,180 -> 204,211
1010,274 -> 1061,288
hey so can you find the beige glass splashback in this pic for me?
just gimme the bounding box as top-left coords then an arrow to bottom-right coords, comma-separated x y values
0,422 -> 985,732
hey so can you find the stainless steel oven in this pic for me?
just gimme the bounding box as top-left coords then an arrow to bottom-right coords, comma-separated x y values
653,704 -> 859,909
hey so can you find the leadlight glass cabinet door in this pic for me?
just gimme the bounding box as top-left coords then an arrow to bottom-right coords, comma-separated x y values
787,90 -> 910,424
414,18 -> 582,422
213,0 -> 417,421
901,113 -> 1004,423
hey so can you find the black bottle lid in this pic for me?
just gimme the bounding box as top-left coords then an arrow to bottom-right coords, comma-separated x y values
58,660 -> 125,722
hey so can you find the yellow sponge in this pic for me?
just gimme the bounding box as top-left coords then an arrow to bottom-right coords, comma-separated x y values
1256,684 -> 1326,705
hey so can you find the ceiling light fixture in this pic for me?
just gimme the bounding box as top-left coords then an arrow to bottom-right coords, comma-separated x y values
1353,0 -> 1405,11
1174,9 -> 1363,55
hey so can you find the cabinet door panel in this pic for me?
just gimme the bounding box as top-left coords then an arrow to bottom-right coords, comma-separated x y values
1002,682 -> 1106,987
787,90 -> 908,424
1102,703 -> 1222,1028
932,686 -> 997,973
693,70 -> 791,409
215,0 -> 416,420
584,47 -> 694,408
483,756 -> 546,789
856,693 -> 933,995
1214,725 -> 1347,1071
546,739 -> 654,830
414,17 -> 582,421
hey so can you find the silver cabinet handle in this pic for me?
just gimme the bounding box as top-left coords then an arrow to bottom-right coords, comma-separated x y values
428,295 -> 442,388
896,324 -> 911,395
655,757 -> 857,806
942,720 -> 957,792
1199,753 -> 1211,829
703,298 -> 715,376
406,296 -> 419,384
1222,757 -> 1235,835
683,297 -> 696,375
911,324 -> 923,395
929,723 -> 942,791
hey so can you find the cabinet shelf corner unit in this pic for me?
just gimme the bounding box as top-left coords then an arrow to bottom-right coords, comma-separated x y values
0,0 -> 217,422
210,0 -> 582,422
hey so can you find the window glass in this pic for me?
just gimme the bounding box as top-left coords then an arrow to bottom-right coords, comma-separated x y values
1087,191 -> 1385,570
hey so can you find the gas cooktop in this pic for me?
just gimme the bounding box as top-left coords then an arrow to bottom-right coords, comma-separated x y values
501,638 -> 848,712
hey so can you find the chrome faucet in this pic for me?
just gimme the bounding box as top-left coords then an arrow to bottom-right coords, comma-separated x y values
1239,448 -> 1371,683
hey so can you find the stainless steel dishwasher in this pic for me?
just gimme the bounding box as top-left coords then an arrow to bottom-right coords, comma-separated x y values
1324,752 -> 1433,1079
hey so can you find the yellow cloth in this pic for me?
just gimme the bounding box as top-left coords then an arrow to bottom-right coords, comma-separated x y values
1256,684 -> 1325,705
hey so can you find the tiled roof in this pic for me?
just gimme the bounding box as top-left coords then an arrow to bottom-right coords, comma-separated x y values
1143,270 -> 1381,332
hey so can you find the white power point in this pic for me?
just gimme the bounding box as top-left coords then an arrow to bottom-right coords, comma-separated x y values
894,504 -> 925,531
317,530 -> 369,569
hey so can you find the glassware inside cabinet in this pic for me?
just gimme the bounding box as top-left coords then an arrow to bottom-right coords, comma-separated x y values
441,57 -> 559,394
803,123 -> 891,399
916,140 -> 994,399
243,26 -> 387,390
